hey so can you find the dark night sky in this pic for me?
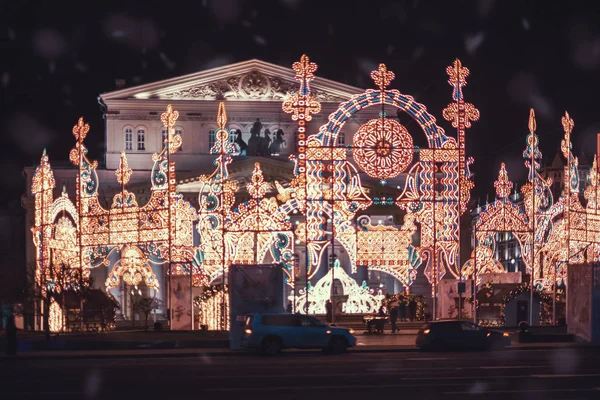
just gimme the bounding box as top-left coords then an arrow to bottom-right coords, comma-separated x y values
2,0 -> 600,210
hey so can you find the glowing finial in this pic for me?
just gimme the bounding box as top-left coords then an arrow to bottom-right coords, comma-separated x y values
371,64 -> 395,91
528,108 -> 536,134
562,110 -> 574,135
217,102 -> 227,129
246,162 -> 269,199
446,59 -> 470,100
292,54 -> 318,82
72,117 -> 90,143
70,117 -> 93,166
161,104 -> 179,129
292,54 -> 318,96
494,162 -> 513,199
116,151 -> 132,186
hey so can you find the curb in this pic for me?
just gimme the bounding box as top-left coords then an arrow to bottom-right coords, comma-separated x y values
1,343 -> 595,361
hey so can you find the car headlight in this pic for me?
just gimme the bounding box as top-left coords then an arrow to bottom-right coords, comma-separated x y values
503,332 -> 510,337
423,329 -> 430,335
349,328 -> 355,334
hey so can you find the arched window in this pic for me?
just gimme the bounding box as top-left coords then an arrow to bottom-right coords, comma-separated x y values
125,127 -> 133,151
137,128 -> 145,151
208,129 -> 216,152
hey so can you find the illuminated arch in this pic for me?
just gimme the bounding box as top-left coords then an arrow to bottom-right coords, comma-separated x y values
315,90 -> 450,149
51,193 -> 79,229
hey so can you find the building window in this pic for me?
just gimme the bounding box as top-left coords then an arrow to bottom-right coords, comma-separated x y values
229,129 -> 236,144
161,129 -> 168,147
137,128 -> 145,151
125,128 -> 133,151
208,130 -> 216,152
337,131 -> 345,147
175,128 -> 183,151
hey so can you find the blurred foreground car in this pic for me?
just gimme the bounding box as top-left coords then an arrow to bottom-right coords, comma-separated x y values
416,320 -> 511,351
242,313 -> 357,355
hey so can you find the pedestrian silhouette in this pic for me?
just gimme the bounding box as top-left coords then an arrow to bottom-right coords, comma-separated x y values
5,313 -> 17,356
408,298 -> 417,322
325,300 -> 333,323
389,305 -> 398,333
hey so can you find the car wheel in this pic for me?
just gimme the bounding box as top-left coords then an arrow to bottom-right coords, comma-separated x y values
261,337 -> 282,356
328,336 -> 347,354
431,339 -> 446,352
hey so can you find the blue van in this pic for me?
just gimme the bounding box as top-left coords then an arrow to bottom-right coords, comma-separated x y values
242,313 -> 357,355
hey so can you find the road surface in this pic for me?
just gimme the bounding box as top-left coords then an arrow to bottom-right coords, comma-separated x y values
2,347 -> 599,399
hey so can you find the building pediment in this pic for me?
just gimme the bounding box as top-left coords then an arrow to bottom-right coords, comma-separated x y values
100,59 -> 362,103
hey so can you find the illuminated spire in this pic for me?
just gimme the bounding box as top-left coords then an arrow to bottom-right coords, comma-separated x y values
494,162 -> 513,199
292,54 -> 318,95
69,117 -> 90,166
217,101 -> 227,129
523,108 -> 542,180
72,117 -> 90,143
528,108 -> 536,135
446,59 -> 470,101
161,104 -> 181,154
116,151 -> 132,186
561,110 -> 574,136
210,102 -> 234,155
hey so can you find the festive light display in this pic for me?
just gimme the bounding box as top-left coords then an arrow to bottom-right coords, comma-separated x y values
32,55 -> 484,325
291,260 -> 384,314
195,103 -> 295,288
31,106 -> 197,329
286,56 -> 478,303
475,107 -> 600,290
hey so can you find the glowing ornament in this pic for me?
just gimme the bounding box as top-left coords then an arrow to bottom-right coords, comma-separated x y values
352,118 -> 414,179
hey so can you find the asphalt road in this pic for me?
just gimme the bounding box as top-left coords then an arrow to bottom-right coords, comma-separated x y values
2,347 -> 600,400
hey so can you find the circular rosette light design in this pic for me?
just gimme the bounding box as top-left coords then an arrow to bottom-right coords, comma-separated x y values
352,118 -> 414,179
